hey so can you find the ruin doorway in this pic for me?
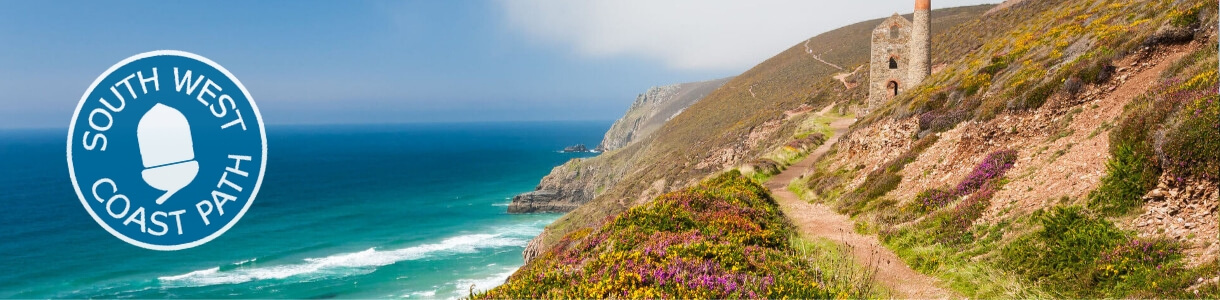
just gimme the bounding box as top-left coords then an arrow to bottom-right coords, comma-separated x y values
887,81 -> 899,97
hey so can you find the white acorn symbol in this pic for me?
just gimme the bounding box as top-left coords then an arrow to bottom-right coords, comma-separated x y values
137,103 -> 199,205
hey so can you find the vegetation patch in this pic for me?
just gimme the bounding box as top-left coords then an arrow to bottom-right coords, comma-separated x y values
998,206 -> 1201,298
798,164 -> 856,203
1091,47 -> 1218,215
838,135 -> 940,215
477,171 -> 882,299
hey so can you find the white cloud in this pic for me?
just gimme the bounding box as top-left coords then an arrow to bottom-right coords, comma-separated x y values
499,0 -> 998,71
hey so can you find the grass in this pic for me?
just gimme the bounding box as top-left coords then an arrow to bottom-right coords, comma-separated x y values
476,171 -> 883,298
998,206 -> 1206,298
1088,143 -> 1155,215
794,163 -> 857,204
1086,121 -> 1113,139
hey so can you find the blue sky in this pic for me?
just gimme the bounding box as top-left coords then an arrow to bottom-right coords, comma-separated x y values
0,0 -> 996,129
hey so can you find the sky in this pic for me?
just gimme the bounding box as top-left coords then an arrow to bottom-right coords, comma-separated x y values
0,0 -> 998,129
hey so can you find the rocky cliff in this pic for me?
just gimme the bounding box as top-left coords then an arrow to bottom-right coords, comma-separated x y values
595,78 -> 732,152
507,159 -> 598,213
507,78 -> 730,214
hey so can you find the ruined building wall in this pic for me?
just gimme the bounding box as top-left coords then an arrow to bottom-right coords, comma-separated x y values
867,14 -> 912,112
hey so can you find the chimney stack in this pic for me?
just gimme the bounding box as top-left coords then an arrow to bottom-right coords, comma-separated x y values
910,0 -> 931,84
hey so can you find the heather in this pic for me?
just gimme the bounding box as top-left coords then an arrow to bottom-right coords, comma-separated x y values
1091,45 -> 1219,216
904,149 -> 1016,216
475,171 -> 880,299
954,150 -> 1017,195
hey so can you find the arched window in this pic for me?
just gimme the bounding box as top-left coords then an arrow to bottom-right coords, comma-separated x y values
888,81 -> 899,96
890,25 -> 900,39
888,58 -> 898,69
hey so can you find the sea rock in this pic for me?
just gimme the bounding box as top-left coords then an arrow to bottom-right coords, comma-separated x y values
562,144 -> 589,153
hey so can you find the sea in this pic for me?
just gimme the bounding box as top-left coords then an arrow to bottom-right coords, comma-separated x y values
0,121 -> 608,299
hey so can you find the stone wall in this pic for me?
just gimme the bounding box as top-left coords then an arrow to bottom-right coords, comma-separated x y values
868,14 -> 913,112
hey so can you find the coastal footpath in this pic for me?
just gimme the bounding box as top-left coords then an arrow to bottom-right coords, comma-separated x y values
499,0 -> 1218,297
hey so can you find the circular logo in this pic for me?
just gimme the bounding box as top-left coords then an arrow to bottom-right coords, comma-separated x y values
67,50 -> 266,251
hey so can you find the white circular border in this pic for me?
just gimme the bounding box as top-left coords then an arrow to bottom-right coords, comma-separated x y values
66,50 -> 267,251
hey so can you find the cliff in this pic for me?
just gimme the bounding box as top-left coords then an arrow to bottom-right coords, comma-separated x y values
508,78 -> 730,214
595,78 -> 732,152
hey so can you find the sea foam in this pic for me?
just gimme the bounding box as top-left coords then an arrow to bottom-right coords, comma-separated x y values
157,223 -> 545,288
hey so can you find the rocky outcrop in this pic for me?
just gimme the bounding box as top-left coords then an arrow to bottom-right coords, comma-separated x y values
561,144 -> 589,153
522,234 -> 545,262
1132,176 -> 1219,266
595,78 -> 732,152
507,158 -> 606,214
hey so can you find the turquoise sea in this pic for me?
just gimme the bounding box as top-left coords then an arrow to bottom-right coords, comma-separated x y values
0,121 -> 607,298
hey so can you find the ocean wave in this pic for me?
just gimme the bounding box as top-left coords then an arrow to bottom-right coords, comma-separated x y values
402,289 -> 436,298
449,267 -> 518,299
158,225 -> 541,288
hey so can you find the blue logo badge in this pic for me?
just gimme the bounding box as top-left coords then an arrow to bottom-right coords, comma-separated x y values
67,50 -> 267,250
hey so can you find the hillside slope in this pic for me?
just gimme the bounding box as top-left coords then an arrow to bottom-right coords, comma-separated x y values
480,171 -> 883,299
788,0 -> 1218,297
597,78 -> 733,152
515,5 -> 995,259
500,0 -> 1219,297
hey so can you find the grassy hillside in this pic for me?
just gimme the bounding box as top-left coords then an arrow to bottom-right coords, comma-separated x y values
529,4 -> 995,254
790,0 -> 1218,297
507,0 -> 1217,297
477,171 -> 882,298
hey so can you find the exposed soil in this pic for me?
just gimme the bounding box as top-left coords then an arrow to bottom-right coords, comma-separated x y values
764,110 -> 955,299
763,43 -> 1205,298
1131,176 -> 1220,266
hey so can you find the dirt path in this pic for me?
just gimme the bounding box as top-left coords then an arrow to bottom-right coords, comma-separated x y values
833,65 -> 862,89
763,113 -> 956,299
804,39 -> 844,70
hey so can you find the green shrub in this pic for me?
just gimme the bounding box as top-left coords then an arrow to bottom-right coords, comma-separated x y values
909,188 -> 955,214
1077,58 -> 1116,84
1000,205 -> 1190,297
841,172 -> 901,215
1162,93 -> 1219,182
803,167 -> 853,200
979,55 -> 1010,76
1089,144 -> 1157,215
1000,206 -> 1126,296
1169,2 -> 1205,27
1011,80 -> 1057,110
